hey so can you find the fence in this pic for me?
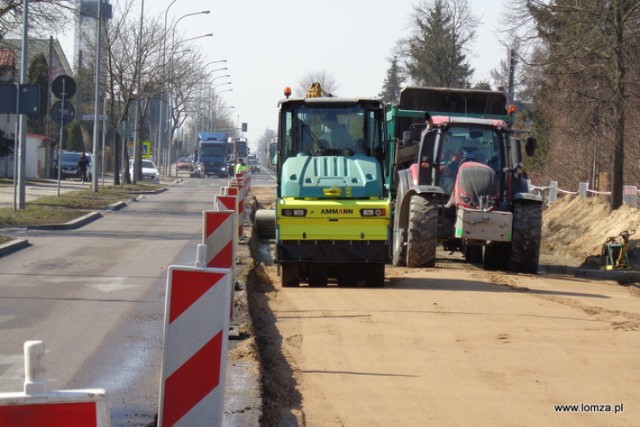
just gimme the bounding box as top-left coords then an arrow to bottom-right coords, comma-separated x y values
530,180 -> 640,208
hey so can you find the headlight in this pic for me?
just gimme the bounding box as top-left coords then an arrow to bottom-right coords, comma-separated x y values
360,208 -> 386,217
281,209 -> 307,217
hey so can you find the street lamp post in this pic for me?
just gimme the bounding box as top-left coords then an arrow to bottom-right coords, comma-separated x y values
164,33 -> 212,177
207,76 -> 230,129
208,82 -> 232,131
159,10 -> 210,177
158,0 -> 182,180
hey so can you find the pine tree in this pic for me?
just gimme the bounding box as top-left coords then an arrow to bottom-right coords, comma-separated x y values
399,0 -> 476,88
379,57 -> 404,103
27,53 -> 49,135
66,121 -> 85,152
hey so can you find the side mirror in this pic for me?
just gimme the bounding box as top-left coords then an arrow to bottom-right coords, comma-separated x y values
402,131 -> 413,147
271,153 -> 278,165
525,136 -> 537,157
510,137 -> 522,167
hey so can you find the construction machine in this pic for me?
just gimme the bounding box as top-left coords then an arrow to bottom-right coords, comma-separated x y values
255,84 -> 390,287
387,87 -> 542,273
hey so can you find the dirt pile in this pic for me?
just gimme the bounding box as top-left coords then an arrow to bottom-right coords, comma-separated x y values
541,194 -> 640,268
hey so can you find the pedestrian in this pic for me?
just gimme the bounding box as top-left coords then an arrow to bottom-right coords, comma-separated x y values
235,157 -> 249,174
78,153 -> 89,183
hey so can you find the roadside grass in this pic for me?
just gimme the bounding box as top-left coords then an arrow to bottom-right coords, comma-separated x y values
0,183 -> 165,228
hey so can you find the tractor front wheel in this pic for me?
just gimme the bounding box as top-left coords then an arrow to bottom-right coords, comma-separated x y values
406,195 -> 437,268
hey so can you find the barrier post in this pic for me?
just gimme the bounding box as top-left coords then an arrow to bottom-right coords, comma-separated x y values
623,185 -> 638,208
578,182 -> 588,198
0,341 -> 110,427
548,180 -> 558,203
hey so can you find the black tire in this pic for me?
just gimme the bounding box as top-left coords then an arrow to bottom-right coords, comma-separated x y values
509,202 -> 542,274
337,264 -> 358,287
365,263 -> 385,287
464,244 -> 483,263
406,195 -> 437,268
255,209 -> 276,240
392,228 -> 407,267
483,242 -> 510,271
392,197 -> 407,266
281,263 -> 300,288
308,264 -> 328,287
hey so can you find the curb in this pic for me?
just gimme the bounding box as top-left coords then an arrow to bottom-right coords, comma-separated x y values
542,264 -> 640,284
0,238 -> 29,257
25,211 -> 103,231
0,183 -> 178,257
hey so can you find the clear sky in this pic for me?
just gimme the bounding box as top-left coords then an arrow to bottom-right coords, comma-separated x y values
60,0 -> 506,151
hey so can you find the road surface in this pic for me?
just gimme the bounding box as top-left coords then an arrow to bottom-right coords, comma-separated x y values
0,175 -> 262,425
249,185 -> 640,426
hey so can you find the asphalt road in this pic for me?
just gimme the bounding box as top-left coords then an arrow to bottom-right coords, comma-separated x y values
0,174 -> 269,426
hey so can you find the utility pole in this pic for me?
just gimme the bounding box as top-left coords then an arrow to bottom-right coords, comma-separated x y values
132,0 -> 145,184
91,0 -> 103,192
16,0 -> 29,209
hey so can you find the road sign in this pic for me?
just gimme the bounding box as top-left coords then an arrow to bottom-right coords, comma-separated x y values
50,101 -> 76,126
51,75 -> 77,99
81,114 -> 108,121
0,84 -> 41,115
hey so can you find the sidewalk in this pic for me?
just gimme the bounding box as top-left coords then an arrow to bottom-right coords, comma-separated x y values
0,178 -> 93,207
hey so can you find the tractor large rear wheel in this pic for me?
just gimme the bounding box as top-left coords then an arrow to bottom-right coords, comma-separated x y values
406,195 -> 437,268
509,202 -> 542,274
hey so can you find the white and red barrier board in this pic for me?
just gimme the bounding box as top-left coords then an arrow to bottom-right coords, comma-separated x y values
203,210 -> 236,269
224,187 -> 244,237
159,266 -> 231,427
0,390 -> 109,427
214,195 -> 237,213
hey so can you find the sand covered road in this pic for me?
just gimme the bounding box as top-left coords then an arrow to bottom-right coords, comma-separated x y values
251,261 -> 640,426
247,186 -> 640,425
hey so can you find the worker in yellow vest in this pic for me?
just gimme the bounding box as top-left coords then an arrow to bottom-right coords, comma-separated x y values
235,157 -> 250,174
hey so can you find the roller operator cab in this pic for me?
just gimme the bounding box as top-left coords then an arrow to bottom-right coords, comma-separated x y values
256,88 -> 391,287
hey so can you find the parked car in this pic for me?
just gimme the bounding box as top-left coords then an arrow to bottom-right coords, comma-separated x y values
176,156 -> 194,173
56,151 -> 92,181
129,159 -> 160,183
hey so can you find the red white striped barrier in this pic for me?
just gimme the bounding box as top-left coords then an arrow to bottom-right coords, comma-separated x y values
214,195 -> 238,216
236,172 -> 250,196
203,209 -> 237,322
0,341 -> 110,427
159,266 -> 232,427
225,187 -> 244,238
202,210 -> 236,269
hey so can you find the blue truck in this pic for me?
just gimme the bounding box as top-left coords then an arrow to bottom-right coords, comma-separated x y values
195,132 -> 229,178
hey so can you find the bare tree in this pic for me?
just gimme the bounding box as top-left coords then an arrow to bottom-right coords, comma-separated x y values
296,70 -> 338,97
96,0 -> 164,184
0,1 -> 73,39
516,0 -> 640,209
